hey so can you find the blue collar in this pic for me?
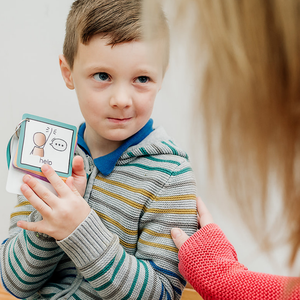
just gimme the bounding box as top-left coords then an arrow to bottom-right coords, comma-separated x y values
77,119 -> 154,176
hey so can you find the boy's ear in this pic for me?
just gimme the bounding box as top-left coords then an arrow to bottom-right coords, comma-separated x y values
59,54 -> 74,90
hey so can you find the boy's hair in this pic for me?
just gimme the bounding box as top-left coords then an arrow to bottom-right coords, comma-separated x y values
63,0 -> 169,71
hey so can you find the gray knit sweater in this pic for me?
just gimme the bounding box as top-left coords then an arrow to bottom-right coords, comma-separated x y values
1,126 -> 198,299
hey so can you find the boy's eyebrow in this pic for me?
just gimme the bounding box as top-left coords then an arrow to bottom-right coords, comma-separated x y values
135,68 -> 154,74
134,66 -> 159,75
83,64 -> 112,73
84,65 -> 159,76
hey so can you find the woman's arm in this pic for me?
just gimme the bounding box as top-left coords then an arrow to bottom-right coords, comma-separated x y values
171,198 -> 300,300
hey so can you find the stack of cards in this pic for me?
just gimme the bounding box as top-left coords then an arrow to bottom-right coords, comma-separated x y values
6,114 -> 78,194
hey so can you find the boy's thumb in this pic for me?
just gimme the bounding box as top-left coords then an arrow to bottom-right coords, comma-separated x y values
73,156 -> 85,176
171,228 -> 189,250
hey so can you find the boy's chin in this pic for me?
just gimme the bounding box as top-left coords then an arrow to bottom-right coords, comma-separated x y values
107,135 -> 132,142
104,133 -> 132,142
105,128 -> 142,142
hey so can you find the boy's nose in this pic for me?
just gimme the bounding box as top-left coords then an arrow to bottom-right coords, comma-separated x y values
110,85 -> 132,109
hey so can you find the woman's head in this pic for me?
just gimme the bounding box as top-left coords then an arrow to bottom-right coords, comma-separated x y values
195,0 -> 300,264
145,0 -> 300,264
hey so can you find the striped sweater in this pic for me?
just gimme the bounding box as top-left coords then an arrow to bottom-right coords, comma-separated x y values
1,126 -> 198,299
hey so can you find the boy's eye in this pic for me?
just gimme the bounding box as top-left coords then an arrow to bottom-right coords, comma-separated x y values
136,76 -> 149,84
93,72 -> 110,82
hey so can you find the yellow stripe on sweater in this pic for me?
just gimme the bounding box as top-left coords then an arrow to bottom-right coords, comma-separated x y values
139,239 -> 178,253
119,239 -> 137,249
156,195 -> 196,201
142,228 -> 171,239
95,177 -> 196,202
145,208 -> 197,215
94,210 -> 138,235
93,186 -> 146,210
95,176 -> 156,200
10,211 -> 31,219
15,201 -> 31,208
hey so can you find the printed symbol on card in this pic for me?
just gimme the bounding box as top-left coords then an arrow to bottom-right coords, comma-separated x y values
30,126 -> 68,157
31,132 -> 47,157
50,138 -> 68,152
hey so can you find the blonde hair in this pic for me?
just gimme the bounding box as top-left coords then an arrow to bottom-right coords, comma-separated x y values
147,0 -> 300,265
63,0 -> 169,71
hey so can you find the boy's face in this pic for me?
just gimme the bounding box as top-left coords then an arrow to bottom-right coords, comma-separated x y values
60,35 -> 165,155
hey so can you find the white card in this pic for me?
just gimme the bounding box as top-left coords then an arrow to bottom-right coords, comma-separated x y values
6,135 -> 57,195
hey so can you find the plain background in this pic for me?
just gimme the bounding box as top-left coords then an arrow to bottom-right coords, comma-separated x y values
0,0 -> 297,277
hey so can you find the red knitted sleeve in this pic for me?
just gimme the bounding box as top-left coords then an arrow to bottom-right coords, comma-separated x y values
178,223 -> 300,299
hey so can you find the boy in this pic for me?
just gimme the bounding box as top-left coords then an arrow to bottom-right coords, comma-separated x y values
1,1 -> 197,299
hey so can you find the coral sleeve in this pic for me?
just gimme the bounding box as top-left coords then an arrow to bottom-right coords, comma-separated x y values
178,223 -> 300,300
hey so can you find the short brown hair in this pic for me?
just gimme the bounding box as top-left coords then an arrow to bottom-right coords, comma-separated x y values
63,0 -> 169,70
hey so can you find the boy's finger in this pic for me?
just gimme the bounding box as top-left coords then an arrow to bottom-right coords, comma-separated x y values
72,156 -> 85,176
21,181 -> 52,215
17,220 -> 44,233
41,164 -> 69,197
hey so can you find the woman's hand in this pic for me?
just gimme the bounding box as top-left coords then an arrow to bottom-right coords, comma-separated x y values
171,197 -> 214,249
17,164 -> 91,241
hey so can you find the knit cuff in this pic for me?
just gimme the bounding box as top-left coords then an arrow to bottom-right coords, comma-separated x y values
178,222 -> 238,264
179,223 -> 221,256
57,209 -> 115,267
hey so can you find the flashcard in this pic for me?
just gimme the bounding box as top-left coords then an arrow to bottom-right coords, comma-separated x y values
13,114 -> 77,180
6,136 -> 57,195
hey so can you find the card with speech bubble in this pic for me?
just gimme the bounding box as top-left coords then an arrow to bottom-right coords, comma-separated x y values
12,113 -> 77,182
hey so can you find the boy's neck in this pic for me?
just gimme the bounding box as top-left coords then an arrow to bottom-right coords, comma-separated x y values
84,124 -> 123,158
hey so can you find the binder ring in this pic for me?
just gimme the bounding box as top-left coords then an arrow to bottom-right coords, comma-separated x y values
14,118 -> 29,138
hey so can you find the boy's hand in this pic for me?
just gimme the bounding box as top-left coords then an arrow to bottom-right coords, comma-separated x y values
71,156 -> 87,197
171,197 -> 214,249
17,164 -> 91,241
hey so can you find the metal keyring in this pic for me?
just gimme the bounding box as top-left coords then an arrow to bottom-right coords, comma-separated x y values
7,118 -> 30,168
14,118 -> 29,138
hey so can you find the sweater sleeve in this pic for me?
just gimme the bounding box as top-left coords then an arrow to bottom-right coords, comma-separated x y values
57,159 -> 198,299
178,223 -> 300,300
0,195 -> 65,299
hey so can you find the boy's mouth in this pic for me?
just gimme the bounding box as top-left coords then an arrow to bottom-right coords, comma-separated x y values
108,117 -> 132,124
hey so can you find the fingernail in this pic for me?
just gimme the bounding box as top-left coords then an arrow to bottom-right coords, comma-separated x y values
23,174 -> 31,183
171,228 -> 182,239
21,184 -> 28,192
42,164 -> 49,172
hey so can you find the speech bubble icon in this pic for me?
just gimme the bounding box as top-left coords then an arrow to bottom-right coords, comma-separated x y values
50,138 -> 67,152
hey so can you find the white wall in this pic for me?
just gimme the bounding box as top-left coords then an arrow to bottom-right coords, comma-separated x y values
0,0 -> 297,278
